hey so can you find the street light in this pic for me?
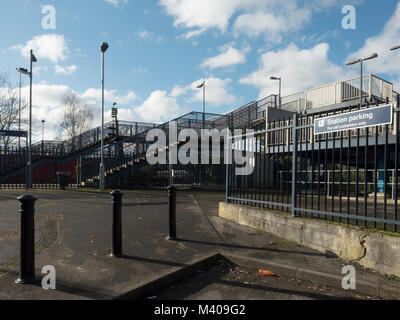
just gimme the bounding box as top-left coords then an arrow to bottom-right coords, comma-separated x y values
270,76 -> 282,108
345,53 -> 378,107
41,120 -> 45,141
16,68 -> 29,149
100,42 -> 109,192
18,51 -> 37,189
196,81 -> 206,129
28,50 -> 37,189
196,80 -> 206,186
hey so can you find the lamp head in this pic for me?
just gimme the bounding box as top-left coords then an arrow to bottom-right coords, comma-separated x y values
363,53 -> 378,61
16,68 -> 30,75
31,52 -> 37,63
345,59 -> 361,66
101,42 -> 109,53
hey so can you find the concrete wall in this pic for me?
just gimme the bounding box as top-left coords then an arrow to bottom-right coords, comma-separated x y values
219,202 -> 400,277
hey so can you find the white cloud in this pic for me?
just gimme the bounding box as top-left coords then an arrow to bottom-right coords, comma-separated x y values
347,2 -> 400,80
138,30 -> 154,40
134,90 -> 180,122
27,84 -> 75,109
32,66 -> 49,76
137,30 -> 164,44
1,82 -> 142,141
82,88 -> 137,105
159,0 -> 344,41
178,28 -> 207,39
240,43 -> 356,99
10,34 -> 69,64
201,45 -> 249,69
55,65 -> 77,75
105,0 -> 128,7
233,7 -> 311,42
171,77 -> 237,106
159,0 -> 259,33
170,85 -> 189,98
14,84 -> 77,140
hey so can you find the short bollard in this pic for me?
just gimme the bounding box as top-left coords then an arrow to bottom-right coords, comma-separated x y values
166,185 -> 177,241
110,190 -> 124,257
15,194 -> 38,284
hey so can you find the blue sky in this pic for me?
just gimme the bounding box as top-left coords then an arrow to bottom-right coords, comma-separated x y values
1,0 -> 400,140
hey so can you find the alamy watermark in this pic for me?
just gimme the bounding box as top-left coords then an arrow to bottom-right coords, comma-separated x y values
342,5 -> 356,30
41,265 -> 56,290
146,121 -> 255,176
342,265 -> 356,290
41,5 -> 56,30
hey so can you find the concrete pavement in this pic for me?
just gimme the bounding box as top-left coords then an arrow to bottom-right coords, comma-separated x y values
0,190 -> 399,300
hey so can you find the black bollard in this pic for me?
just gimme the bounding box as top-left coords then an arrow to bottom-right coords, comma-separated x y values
110,190 -> 124,257
15,194 -> 37,284
166,185 -> 177,241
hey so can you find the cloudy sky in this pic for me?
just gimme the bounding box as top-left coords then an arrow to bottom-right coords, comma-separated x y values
1,0 -> 400,141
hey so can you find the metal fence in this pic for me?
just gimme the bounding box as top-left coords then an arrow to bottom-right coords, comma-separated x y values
226,100 -> 400,233
0,111 -> 229,190
0,145 -> 79,190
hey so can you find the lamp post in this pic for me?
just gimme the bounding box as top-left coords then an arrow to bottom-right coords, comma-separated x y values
18,51 -> 37,189
270,76 -> 281,108
41,120 -> 45,141
197,81 -> 205,129
16,68 -> 29,149
345,53 -> 378,107
100,42 -> 109,192
28,51 -> 37,189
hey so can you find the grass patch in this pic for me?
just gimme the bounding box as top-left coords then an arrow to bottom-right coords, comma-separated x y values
387,274 -> 400,281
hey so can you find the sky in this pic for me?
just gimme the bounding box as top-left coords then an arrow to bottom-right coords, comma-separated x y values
1,0 -> 400,141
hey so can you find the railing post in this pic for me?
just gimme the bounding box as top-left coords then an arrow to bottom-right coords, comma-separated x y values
166,185 -> 177,240
16,194 -> 37,284
110,190 -> 124,257
225,128 -> 231,203
327,170 -> 330,197
392,169 -> 395,201
291,114 -> 297,217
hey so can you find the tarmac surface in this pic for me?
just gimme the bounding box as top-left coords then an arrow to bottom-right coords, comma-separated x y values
0,189 -> 399,300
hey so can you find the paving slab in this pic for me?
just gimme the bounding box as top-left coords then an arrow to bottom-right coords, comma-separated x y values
0,190 -> 399,300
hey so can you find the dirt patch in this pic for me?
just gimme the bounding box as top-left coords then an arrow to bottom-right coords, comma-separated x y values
145,257 -> 380,300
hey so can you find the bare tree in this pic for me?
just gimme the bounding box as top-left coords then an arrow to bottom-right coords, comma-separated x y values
59,91 -> 94,139
0,72 -> 28,150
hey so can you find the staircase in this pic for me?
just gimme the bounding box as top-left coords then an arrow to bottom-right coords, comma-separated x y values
1,111 -> 230,188
78,111 -> 230,189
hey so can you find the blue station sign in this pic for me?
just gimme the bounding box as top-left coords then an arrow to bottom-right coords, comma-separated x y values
314,104 -> 393,135
0,130 -> 28,138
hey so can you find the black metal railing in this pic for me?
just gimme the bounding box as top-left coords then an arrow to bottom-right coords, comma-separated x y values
0,111 -> 230,190
227,99 -> 400,233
